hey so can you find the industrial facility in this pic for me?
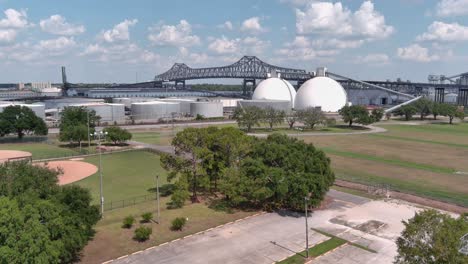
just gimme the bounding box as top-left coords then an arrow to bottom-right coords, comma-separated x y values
1,56 -> 467,125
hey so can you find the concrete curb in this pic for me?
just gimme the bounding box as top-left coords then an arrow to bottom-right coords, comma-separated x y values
102,211 -> 266,263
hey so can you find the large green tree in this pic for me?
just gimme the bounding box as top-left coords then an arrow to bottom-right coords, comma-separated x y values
439,103 -> 461,124
0,105 -> 47,138
395,210 -> 467,264
0,161 -> 100,263
59,106 -> 100,144
262,107 -> 285,130
298,107 -> 326,129
395,105 -> 417,121
220,133 -> 334,210
412,97 -> 433,120
233,106 -> 263,132
285,111 -> 300,129
338,105 -> 373,127
103,126 -> 132,145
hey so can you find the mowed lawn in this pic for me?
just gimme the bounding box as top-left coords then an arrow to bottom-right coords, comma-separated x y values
74,150 -> 167,204
79,198 -> 257,264
132,132 -> 174,146
2,143 -> 78,160
301,122 -> 468,206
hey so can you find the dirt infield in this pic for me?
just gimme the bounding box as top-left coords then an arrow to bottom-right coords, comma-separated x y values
37,160 -> 98,185
0,150 -> 32,163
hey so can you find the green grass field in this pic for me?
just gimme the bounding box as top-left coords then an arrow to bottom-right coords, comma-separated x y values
301,122 -> 468,207
75,150 -> 167,204
1,143 -> 79,160
248,125 -> 364,134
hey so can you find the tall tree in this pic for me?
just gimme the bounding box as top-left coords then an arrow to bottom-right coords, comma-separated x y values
431,102 -> 441,120
395,210 -> 467,264
395,105 -> 417,121
412,97 -> 432,120
0,105 -> 47,138
439,103 -> 459,124
370,108 -> 385,122
233,106 -> 263,132
298,107 -> 326,129
59,106 -> 100,144
103,126 -> 132,145
338,105 -> 373,127
286,111 -> 299,129
262,107 -> 285,130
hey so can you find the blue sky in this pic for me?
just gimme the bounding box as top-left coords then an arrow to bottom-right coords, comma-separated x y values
0,0 -> 468,83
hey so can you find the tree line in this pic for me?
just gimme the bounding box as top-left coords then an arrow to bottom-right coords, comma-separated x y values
161,127 -> 335,211
233,105 -> 385,132
0,162 -> 100,263
393,98 -> 465,124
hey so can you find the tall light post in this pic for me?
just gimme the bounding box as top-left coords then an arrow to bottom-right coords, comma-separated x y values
91,130 -> 107,215
305,195 -> 310,259
87,111 -> 91,150
155,174 -> 161,224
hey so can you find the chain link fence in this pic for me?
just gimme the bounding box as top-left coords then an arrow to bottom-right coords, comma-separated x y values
103,193 -> 158,211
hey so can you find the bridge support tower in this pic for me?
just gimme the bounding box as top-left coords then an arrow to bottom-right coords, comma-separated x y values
175,80 -> 185,89
458,89 -> 468,106
243,78 -> 256,96
434,88 -> 445,103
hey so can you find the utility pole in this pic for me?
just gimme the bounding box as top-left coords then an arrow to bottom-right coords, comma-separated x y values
91,130 -> 107,215
156,174 -> 160,224
305,196 -> 310,259
87,111 -> 90,150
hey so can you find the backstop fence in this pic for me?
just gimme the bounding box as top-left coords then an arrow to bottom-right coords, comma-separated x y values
103,193 -> 158,212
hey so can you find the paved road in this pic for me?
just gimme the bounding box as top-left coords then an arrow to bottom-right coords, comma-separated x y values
110,190 -> 376,264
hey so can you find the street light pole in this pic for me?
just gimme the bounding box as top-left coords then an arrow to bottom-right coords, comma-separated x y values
156,174 -> 160,224
92,130 -> 107,215
305,196 -> 310,259
87,111 -> 90,150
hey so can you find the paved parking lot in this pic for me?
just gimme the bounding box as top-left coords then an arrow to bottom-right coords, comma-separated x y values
111,190 -> 426,264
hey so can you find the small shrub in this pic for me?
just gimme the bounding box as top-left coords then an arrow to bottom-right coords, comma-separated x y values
171,217 -> 187,231
195,114 -> 205,120
122,215 -> 135,229
141,212 -> 153,223
134,226 -> 152,242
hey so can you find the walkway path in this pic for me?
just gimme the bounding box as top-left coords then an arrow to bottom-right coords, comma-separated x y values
249,125 -> 387,138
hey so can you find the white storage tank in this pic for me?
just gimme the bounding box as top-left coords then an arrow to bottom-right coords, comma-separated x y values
112,98 -> 132,108
70,103 -> 125,123
157,98 -> 196,114
131,101 -> 180,121
190,102 -> 223,118
295,76 -> 347,112
237,100 -> 291,113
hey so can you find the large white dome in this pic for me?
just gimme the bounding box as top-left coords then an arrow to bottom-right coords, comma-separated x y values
294,77 -> 347,112
252,78 -> 296,106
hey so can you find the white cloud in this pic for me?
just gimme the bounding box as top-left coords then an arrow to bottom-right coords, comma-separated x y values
40,15 -> 85,35
296,1 -> 393,39
208,35 -> 269,55
240,17 -> 265,34
436,0 -> 468,17
208,36 -> 238,54
0,9 -> 30,28
0,29 -> 16,43
36,36 -> 76,52
148,20 -> 200,47
81,42 -> 160,64
312,38 -> 365,49
102,19 -> 138,43
217,21 -> 233,30
356,53 -> 390,64
417,21 -> 468,42
397,44 -> 440,62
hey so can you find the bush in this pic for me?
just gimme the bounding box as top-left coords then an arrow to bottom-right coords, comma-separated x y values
122,215 -> 135,229
134,226 -> 152,242
195,114 -> 205,120
141,212 -> 153,223
171,217 -> 187,231
159,183 -> 175,197
325,118 -> 336,127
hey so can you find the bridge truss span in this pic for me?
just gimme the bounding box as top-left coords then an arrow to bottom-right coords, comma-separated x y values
155,56 -> 312,82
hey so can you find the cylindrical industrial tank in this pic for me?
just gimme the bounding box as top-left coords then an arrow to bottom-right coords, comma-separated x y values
190,102 -> 223,118
237,100 -> 291,113
112,98 -> 132,108
131,101 -> 180,121
158,98 -> 196,114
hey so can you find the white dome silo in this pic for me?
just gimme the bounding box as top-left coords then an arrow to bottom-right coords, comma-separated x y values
252,77 -> 296,107
294,76 -> 347,112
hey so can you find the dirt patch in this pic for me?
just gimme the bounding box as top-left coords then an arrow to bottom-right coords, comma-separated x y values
0,150 -> 32,163
36,160 -> 98,185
